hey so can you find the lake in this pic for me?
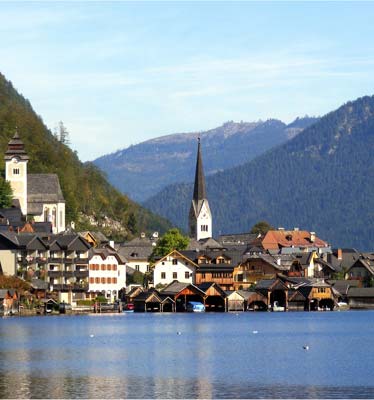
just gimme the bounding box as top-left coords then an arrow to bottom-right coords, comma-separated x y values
1,311 -> 374,399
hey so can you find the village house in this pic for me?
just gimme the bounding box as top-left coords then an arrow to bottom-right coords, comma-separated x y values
344,253 -> 374,286
118,232 -> 157,275
153,250 -> 197,288
88,245 -> 127,303
257,228 -> 331,254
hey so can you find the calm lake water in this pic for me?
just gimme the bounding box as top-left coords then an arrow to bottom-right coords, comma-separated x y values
1,311 -> 374,399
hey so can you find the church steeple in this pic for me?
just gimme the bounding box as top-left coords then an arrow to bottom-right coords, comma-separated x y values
193,137 -> 207,201
4,130 -> 29,215
189,138 -> 212,240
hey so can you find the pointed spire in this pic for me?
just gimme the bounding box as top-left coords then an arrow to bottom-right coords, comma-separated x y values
193,136 -> 207,200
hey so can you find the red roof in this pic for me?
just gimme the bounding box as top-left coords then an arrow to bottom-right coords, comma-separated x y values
261,230 -> 328,250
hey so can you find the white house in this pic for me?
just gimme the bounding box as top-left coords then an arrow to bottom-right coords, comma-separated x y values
153,250 -> 197,287
88,246 -> 127,302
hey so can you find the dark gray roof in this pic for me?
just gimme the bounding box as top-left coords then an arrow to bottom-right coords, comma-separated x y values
89,246 -> 127,264
218,232 -> 258,245
4,132 -> 29,161
27,174 -> 65,214
187,237 -> 224,251
328,280 -> 360,296
348,287 -> 374,297
0,207 -> 23,225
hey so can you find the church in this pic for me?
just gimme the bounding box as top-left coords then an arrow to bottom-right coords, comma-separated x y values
4,132 -> 66,233
188,138 -> 212,241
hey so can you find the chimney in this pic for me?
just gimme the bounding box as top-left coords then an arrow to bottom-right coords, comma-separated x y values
278,227 -> 285,231
109,240 -> 114,248
294,227 -> 299,231
337,248 -> 343,260
310,232 -> 316,243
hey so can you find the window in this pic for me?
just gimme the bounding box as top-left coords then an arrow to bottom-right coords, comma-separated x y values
113,277 -> 117,284
95,277 -> 100,284
107,264 -> 112,271
185,272 -> 190,279
101,277 -> 106,284
147,265 -> 150,272
173,272 -> 177,279
113,265 -> 117,271
200,224 -> 208,232
161,272 -> 166,279
172,259 -> 178,265
101,264 -> 106,271
135,265 -> 140,271
89,277 -> 94,284
13,168 -> 20,175
107,277 -> 112,284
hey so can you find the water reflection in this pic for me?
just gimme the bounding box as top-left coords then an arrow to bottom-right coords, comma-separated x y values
1,313 -> 374,398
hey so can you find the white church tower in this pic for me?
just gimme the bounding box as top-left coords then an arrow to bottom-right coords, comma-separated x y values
189,138 -> 212,241
4,131 -> 29,215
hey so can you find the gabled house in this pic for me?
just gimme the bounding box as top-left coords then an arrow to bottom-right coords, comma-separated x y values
118,234 -> 155,275
153,250 -> 197,288
88,245 -> 127,302
345,255 -> 374,287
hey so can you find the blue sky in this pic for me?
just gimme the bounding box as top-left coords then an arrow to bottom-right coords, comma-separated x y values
1,1 -> 374,161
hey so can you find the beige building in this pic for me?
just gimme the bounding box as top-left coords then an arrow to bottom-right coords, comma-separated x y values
4,132 -> 66,233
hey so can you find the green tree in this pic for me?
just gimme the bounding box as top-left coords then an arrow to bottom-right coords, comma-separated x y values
0,177 -> 13,208
250,220 -> 274,235
149,228 -> 189,262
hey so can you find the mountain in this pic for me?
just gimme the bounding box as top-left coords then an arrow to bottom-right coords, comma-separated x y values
0,72 -> 171,239
144,96 -> 374,250
94,117 -> 318,202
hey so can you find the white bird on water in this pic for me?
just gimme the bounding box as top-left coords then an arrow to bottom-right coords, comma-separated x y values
252,330 -> 258,334
177,331 -> 182,335
90,334 -> 95,338
303,345 -> 309,350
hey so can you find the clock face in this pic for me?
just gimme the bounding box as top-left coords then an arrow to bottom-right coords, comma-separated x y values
12,157 -> 19,164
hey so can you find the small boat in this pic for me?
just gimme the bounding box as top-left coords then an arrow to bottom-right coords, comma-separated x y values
123,303 -> 134,313
186,301 -> 205,312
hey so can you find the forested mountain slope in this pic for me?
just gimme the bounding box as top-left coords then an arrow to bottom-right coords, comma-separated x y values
94,117 -> 318,202
144,96 -> 374,250
0,72 -> 171,239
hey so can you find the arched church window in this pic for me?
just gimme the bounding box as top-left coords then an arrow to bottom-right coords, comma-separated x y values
44,208 -> 50,222
52,208 -> 57,228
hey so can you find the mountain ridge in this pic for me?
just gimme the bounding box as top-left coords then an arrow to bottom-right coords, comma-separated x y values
144,95 -> 374,250
94,117 -> 318,202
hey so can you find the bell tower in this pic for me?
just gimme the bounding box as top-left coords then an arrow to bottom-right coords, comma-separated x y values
189,138 -> 212,240
4,131 -> 29,215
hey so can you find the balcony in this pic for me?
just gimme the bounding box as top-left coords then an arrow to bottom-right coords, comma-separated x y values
75,258 -> 89,264
51,284 -> 72,292
63,271 -> 74,278
75,270 -> 89,279
36,257 -> 48,264
48,257 -> 64,263
64,258 -> 74,264
72,283 -> 88,292
48,271 -> 63,278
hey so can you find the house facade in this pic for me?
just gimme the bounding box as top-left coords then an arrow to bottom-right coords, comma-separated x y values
88,246 -> 127,302
153,250 -> 197,288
